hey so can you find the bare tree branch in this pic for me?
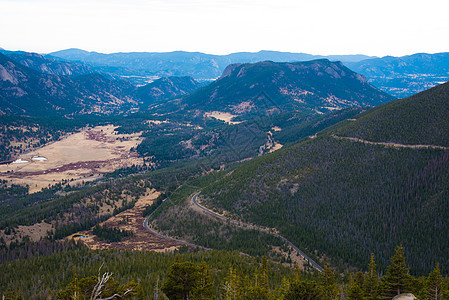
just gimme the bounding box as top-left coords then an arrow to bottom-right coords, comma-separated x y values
89,263 -> 134,300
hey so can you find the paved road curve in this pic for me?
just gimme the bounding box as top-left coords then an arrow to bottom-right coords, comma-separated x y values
143,202 -> 208,250
192,192 -> 323,272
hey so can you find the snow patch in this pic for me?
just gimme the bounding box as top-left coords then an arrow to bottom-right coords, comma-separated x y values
12,158 -> 29,164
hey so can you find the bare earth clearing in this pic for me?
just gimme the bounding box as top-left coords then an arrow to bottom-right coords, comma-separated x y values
0,221 -> 53,246
70,189 -> 181,252
204,111 -> 242,125
0,125 -> 145,193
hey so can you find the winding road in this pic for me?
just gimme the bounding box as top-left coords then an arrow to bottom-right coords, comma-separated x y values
191,192 -> 323,272
142,204 -> 207,250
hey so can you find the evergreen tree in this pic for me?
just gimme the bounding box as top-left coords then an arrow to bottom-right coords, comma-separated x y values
319,259 -> 340,300
277,276 -> 291,299
293,263 -> 301,284
346,272 -> 364,300
285,279 -> 320,300
363,253 -> 379,300
223,267 -> 240,300
162,261 -> 200,300
191,261 -> 214,300
259,255 -> 270,298
425,264 -> 443,300
380,245 -> 414,298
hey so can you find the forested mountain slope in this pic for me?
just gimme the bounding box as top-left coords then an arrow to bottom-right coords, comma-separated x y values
200,82 -> 449,275
182,60 -> 394,117
336,81 -> 449,146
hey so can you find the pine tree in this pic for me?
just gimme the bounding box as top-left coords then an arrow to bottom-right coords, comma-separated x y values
223,267 -> 240,300
425,264 -> 443,300
363,253 -> 379,300
161,261 -> 200,300
285,279 -> 320,300
319,259 -> 340,300
346,272 -> 364,300
259,254 -> 270,297
277,276 -> 291,299
293,263 -> 301,284
191,261 -> 214,300
380,245 -> 414,299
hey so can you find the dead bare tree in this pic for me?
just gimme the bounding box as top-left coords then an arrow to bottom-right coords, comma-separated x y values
89,263 -> 134,300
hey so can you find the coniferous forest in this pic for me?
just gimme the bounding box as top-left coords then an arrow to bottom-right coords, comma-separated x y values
1,244 -> 449,299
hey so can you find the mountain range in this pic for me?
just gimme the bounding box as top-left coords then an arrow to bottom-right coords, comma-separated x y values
0,53 -> 138,116
49,48 -> 375,81
0,52 -> 392,117
4,48 -> 449,99
47,49 -> 449,98
347,52 -> 449,98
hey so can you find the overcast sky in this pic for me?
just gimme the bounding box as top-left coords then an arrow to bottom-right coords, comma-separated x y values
1,0 -> 448,57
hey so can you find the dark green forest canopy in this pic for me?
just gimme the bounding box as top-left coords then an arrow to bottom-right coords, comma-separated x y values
0,248 -> 295,299
2,245 -> 449,299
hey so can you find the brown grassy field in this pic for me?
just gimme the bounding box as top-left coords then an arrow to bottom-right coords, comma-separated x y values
70,189 -> 181,252
0,125 -> 145,193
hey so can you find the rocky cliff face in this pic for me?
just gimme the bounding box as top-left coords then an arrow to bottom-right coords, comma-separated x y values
2,51 -> 92,77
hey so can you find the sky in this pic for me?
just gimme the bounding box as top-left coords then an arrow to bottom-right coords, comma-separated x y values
1,0 -> 449,57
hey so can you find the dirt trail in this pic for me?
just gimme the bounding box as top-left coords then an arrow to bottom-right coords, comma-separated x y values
333,135 -> 449,150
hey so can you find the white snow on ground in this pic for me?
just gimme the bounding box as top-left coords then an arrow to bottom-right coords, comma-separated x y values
32,156 -> 48,162
12,158 -> 28,164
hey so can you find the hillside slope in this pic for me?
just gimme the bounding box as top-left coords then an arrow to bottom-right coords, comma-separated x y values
200,82 -> 449,274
